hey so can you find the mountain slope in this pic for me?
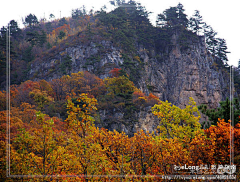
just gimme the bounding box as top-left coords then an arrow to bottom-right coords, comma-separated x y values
0,2 -> 235,135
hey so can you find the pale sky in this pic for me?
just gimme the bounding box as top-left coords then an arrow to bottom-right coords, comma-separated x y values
1,0 -> 239,67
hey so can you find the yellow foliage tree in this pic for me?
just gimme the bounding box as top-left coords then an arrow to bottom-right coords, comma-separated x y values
65,93 -> 101,177
104,76 -> 136,97
152,97 -> 202,139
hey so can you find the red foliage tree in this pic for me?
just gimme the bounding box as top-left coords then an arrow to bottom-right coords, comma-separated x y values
109,68 -> 121,77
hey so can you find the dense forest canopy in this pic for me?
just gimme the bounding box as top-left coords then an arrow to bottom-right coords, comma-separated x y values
0,70 -> 239,180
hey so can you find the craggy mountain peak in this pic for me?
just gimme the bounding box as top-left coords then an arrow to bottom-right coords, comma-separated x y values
27,30 -> 230,135
0,2 -> 235,135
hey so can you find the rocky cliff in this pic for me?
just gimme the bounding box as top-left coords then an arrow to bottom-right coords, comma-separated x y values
138,33 -> 230,109
29,30 -> 230,136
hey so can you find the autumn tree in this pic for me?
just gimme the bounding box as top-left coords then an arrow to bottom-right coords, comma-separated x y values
13,80 -> 40,106
130,130 -> 156,175
10,102 -> 36,124
29,88 -> 53,111
109,68 -> 121,77
104,75 -> 136,97
132,90 -> 147,109
102,75 -> 137,116
187,131 -> 216,167
204,118 -> 233,164
152,97 -> 202,139
151,136 -> 190,175
82,71 -> 106,98
0,91 -> 6,111
132,91 -> 159,109
11,112 -> 64,178
65,93 -> 98,178
93,128 -> 134,176
50,78 -> 66,101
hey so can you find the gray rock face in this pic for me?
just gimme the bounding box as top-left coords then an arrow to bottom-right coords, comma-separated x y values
138,35 -> 229,110
30,40 -> 124,81
29,33 -> 230,136
96,107 -> 159,137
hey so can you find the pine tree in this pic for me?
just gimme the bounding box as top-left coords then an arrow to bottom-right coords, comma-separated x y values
156,13 -> 166,27
216,38 -> 230,64
204,24 -> 218,55
156,3 -> 188,28
177,3 -> 188,28
9,20 -> 22,39
189,10 -> 204,35
72,6 -> 86,19
165,7 -> 178,27
24,14 -> 39,27
199,98 -> 240,127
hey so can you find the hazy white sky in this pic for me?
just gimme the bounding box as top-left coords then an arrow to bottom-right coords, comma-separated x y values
1,0 -> 239,66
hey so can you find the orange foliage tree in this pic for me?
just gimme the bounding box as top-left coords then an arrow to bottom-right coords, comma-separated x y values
1,70 -> 240,180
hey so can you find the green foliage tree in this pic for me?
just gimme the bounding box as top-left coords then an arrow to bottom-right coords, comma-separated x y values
102,75 -> 137,120
58,18 -> 68,26
188,10 -> 204,35
176,3 -> 188,27
97,1 -> 152,50
0,26 -> 15,53
45,22 -> 52,33
104,75 -> 136,96
9,20 -> 22,38
204,24 -> 230,64
39,30 -> 47,47
25,30 -> 46,47
60,55 -> 72,74
0,27 -> 7,81
110,0 -> 126,6
26,31 -> 39,46
72,6 -> 87,19
49,13 -> 55,20
0,51 -> 6,77
204,24 -> 218,55
199,98 -> 240,127
0,26 -> 7,37
24,14 -> 39,27
58,30 -> 66,39
22,46 -> 34,62
156,13 -> 167,27
164,7 -> 178,27
156,3 -> 188,28
0,25 -> 16,85
215,38 -> 229,64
